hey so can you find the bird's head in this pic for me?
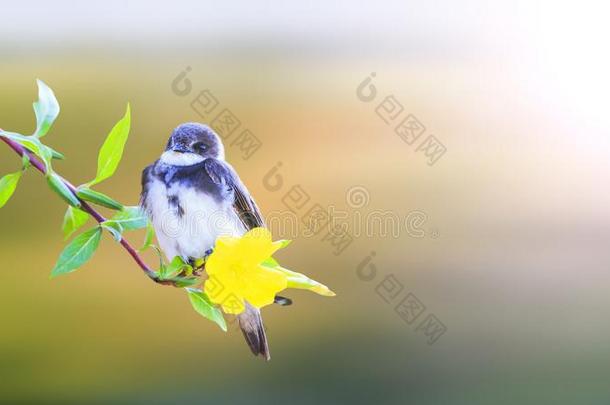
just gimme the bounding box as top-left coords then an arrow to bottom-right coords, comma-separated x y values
160,122 -> 224,165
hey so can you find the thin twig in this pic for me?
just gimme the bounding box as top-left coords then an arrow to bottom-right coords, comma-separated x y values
0,134 -> 175,286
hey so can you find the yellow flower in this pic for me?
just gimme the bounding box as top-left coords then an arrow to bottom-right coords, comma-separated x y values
204,228 -> 288,314
204,227 -> 335,315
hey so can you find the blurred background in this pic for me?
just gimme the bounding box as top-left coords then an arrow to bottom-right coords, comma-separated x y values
1,1 -> 610,403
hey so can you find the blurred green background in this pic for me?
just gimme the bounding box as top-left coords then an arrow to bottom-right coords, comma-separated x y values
2,1 -> 610,404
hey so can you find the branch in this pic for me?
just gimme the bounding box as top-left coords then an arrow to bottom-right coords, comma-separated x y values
0,134 -> 175,286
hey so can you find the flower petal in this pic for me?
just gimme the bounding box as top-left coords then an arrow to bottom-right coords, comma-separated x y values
241,266 -> 288,308
271,265 -> 336,297
204,272 -> 246,315
205,236 -> 239,276
239,227 -> 280,265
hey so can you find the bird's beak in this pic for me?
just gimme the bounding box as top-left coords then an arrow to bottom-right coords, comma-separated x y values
171,144 -> 190,153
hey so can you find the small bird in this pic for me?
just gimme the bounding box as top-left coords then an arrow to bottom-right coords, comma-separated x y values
140,122 -> 272,360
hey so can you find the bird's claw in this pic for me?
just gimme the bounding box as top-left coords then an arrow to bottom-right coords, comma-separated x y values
189,249 -> 214,276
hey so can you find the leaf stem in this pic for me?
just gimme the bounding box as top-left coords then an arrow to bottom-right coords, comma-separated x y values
0,133 -> 175,286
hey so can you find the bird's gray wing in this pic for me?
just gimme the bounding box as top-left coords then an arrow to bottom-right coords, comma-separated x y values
139,162 -> 156,217
203,158 -> 266,230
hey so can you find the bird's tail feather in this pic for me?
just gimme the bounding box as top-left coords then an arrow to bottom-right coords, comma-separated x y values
237,302 -> 270,361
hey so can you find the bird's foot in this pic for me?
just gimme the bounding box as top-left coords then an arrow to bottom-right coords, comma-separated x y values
189,258 -> 205,275
190,249 -> 214,276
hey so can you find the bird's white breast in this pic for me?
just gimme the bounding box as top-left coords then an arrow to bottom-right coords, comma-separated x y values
145,176 -> 245,261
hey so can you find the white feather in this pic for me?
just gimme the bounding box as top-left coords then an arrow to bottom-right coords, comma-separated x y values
145,176 -> 246,261
160,151 -> 205,166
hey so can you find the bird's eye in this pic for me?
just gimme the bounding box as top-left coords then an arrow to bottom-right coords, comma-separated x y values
193,142 -> 206,152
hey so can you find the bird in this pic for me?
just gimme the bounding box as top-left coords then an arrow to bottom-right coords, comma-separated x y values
140,122 -> 275,360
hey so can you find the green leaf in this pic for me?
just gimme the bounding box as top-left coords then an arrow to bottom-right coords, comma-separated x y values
172,276 -> 201,288
0,172 -> 22,208
61,206 -> 89,240
139,220 -> 155,251
33,79 -> 60,137
157,260 -> 174,280
76,187 -> 123,210
159,256 -> 192,280
186,288 -> 227,332
21,154 -> 31,170
37,144 -> 55,169
2,132 -> 53,170
106,206 -> 147,231
147,245 -> 166,270
50,227 -> 102,278
101,206 -> 146,241
101,221 -> 124,241
48,147 -> 65,160
89,104 -> 131,186
47,173 -> 80,207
